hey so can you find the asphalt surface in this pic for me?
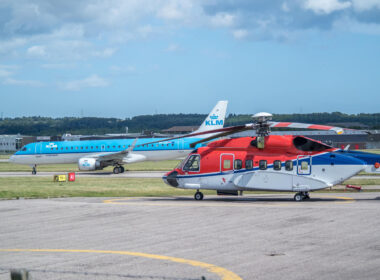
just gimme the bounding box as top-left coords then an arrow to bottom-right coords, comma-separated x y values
0,171 -> 379,180
1,193 -> 380,280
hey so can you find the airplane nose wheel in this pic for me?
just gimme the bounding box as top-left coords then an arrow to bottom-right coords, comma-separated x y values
194,191 -> 204,201
294,192 -> 310,201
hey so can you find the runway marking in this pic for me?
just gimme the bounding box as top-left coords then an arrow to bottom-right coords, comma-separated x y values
103,195 -> 355,207
0,248 -> 242,280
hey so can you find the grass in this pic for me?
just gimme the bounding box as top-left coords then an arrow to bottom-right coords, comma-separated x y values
0,177 -> 215,199
0,160 -> 180,172
0,176 -> 379,199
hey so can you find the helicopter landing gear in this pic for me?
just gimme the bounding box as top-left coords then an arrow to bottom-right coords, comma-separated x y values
113,165 -> 125,174
194,190 -> 204,201
294,192 -> 310,201
32,165 -> 37,175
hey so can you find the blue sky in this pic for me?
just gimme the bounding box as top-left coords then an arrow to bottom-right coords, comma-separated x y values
1,0 -> 380,118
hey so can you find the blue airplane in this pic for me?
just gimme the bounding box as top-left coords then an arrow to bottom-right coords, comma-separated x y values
10,101 -> 228,174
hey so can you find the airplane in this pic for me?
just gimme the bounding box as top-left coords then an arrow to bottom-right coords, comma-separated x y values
9,101 -> 228,174
162,112 -> 380,201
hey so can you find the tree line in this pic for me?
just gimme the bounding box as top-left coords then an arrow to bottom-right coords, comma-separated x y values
0,112 -> 379,136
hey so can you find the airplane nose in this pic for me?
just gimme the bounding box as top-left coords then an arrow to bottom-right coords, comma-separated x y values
164,171 -> 179,187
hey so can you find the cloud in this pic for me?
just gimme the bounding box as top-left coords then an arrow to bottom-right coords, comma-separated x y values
0,0 -> 379,58
27,45 -> 46,57
165,43 -> 181,52
232,29 -> 249,39
3,77 -> 45,87
91,47 -> 116,58
303,0 -> 352,15
61,74 -> 108,91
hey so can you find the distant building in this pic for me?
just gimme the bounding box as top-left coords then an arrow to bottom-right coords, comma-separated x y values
0,135 -> 36,152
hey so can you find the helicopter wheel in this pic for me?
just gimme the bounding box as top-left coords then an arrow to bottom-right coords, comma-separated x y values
294,193 -> 303,202
294,192 -> 310,201
194,191 -> 204,201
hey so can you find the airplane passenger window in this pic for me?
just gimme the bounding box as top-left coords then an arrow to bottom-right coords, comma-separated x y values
118,145 -> 121,148
91,146 -> 93,149
71,147 -> 73,150
285,160 -> 293,171
81,147 -> 83,150
259,160 -> 267,170
273,160 -> 282,171
61,147 -> 63,150
183,155 -> 200,172
245,160 -> 253,169
234,159 -> 242,170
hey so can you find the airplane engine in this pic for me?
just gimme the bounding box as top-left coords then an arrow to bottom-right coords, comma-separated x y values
78,158 -> 102,171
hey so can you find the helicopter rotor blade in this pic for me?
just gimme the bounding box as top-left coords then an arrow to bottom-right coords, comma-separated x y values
268,122 -> 345,134
189,126 -> 253,148
135,124 -> 255,148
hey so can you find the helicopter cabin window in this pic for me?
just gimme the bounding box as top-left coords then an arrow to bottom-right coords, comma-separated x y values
293,136 -> 331,152
234,159 -> 242,170
273,160 -> 282,171
259,160 -> 267,170
245,159 -> 253,169
223,160 -> 231,169
285,160 -> 293,171
183,155 -> 200,172
301,161 -> 309,170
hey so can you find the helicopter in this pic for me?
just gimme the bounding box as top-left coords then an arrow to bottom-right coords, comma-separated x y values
161,113 -> 380,201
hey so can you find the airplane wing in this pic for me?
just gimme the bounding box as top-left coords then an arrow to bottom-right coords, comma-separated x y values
85,138 -> 138,163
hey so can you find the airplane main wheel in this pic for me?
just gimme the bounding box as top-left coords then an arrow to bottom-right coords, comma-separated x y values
120,166 -> 125,173
113,167 -> 120,174
294,193 -> 303,202
194,191 -> 204,201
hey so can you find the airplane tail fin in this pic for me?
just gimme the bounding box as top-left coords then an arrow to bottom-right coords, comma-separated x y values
193,100 -> 228,134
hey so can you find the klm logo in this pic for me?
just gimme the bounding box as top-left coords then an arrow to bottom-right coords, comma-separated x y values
46,143 -> 57,149
205,114 -> 223,126
82,161 -> 91,167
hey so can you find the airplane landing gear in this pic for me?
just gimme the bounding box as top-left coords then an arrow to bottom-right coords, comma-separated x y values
32,165 -> 37,175
194,191 -> 204,201
113,166 -> 125,174
294,192 -> 310,201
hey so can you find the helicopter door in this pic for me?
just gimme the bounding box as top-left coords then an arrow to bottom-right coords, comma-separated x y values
220,154 -> 234,173
297,155 -> 312,175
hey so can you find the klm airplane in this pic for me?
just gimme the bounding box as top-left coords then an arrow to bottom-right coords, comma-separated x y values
10,101 -> 228,174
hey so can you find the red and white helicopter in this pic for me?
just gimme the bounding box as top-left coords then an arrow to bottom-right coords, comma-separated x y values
162,113 -> 380,201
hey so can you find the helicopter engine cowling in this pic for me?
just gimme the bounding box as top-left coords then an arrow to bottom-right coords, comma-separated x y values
78,158 -> 102,171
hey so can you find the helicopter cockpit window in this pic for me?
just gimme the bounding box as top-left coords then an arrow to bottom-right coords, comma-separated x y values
259,160 -> 267,170
285,160 -> 293,171
183,155 -> 200,172
245,160 -> 253,169
273,160 -> 282,171
293,136 -> 331,152
234,159 -> 242,170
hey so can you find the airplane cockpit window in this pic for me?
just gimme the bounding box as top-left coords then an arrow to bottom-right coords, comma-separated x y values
259,160 -> 267,170
293,136 -> 331,152
234,159 -> 242,170
285,160 -> 293,171
183,155 -> 200,172
21,147 -> 27,151
273,160 -> 282,170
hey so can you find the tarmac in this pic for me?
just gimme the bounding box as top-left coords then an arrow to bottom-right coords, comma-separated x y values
0,171 -> 379,180
1,193 -> 380,280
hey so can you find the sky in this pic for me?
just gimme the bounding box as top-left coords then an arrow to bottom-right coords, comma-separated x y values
0,0 -> 380,118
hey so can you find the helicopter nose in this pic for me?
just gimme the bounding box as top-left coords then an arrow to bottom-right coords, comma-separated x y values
163,171 -> 179,187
